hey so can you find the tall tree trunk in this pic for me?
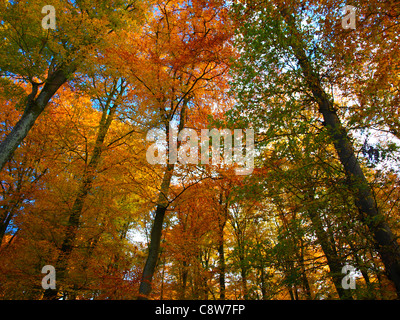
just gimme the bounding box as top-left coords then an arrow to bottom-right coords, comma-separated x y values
306,199 -> 353,300
42,93 -> 118,300
319,102 -> 400,296
201,248 -> 211,300
137,165 -> 174,300
179,260 -> 188,299
348,242 -> 375,299
280,9 -> 400,298
217,192 -> 227,300
239,254 -> 248,299
0,68 -> 73,171
218,239 -> 226,299
259,264 -> 267,300
288,286 -> 295,300
159,254 -> 167,300
298,238 -> 312,300
0,200 -> 20,245
140,162 -> 176,298
138,104 -> 187,300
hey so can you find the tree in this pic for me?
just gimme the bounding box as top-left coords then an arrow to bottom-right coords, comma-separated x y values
0,85 -> 54,246
42,76 -> 129,299
0,0 -> 146,170
2,0 -> 399,301
230,0 -> 400,297
114,0 -> 233,299
0,79 -> 153,299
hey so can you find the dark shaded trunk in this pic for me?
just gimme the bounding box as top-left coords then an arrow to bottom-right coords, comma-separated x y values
0,204 -> 17,245
201,248 -> 211,300
288,287 -> 295,300
348,242 -> 375,299
138,163 -> 174,299
137,103 -> 187,300
259,264 -> 267,300
179,260 -> 188,299
0,166 -> 47,246
42,95 -> 118,300
307,202 -> 353,300
280,9 -> 400,298
239,254 -> 248,299
218,240 -> 226,300
298,238 -> 312,300
138,203 -> 169,299
0,68 -> 73,171
43,179 -> 93,300
217,192 -> 227,300
319,102 -> 400,296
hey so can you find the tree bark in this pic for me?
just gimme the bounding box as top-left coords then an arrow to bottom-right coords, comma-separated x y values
0,68 -> 73,171
137,165 -> 174,299
306,199 -> 353,300
217,192 -> 227,300
298,238 -> 312,300
137,102 -> 187,299
239,253 -> 248,299
179,260 -> 188,299
0,199 -> 20,245
260,264 -> 267,300
218,239 -> 226,299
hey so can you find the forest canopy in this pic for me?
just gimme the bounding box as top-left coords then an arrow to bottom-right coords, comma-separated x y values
0,0 -> 399,300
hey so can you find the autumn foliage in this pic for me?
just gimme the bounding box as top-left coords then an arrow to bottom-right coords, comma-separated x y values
0,0 -> 400,300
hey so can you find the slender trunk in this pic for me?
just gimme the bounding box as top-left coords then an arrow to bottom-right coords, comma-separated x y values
42,98 -> 117,300
260,265 -> 267,300
240,255 -> 248,299
276,207 -> 313,299
179,260 -> 188,299
0,166 -> 47,245
0,204 -> 16,245
0,172 -> 23,244
294,285 -> 299,300
299,238 -> 312,300
348,242 -> 375,299
281,9 -> 400,298
160,254 -> 166,300
218,240 -> 226,300
288,287 -> 294,300
0,68 -> 72,171
203,278 -> 209,300
42,180 -> 92,299
232,215 -> 248,299
138,103 -> 187,300
307,202 -> 353,300
202,249 -> 211,300
218,193 -> 227,300
137,166 -> 173,300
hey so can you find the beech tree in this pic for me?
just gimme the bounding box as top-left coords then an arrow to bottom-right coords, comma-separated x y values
113,0 -> 233,299
1,0 -> 399,301
0,0 -> 146,170
229,0 -> 400,298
